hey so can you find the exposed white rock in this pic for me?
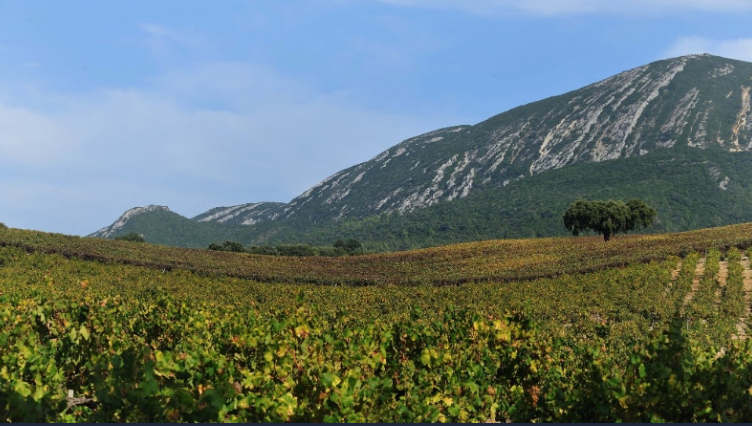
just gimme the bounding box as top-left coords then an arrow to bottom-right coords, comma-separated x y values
432,155 -> 458,184
374,188 -> 403,210
719,176 -> 730,190
658,88 -> 700,148
197,204 -> 245,222
351,171 -> 366,184
619,60 -> 687,147
325,188 -> 351,204
298,178 -> 329,200
94,205 -> 169,238
709,166 -> 721,180
373,151 -> 390,162
199,203 -> 268,223
688,109 -> 711,148
448,168 -> 475,201
395,187 -> 437,213
732,86 -> 751,151
127,55 -> 752,235
446,151 -> 475,190
710,64 -> 734,78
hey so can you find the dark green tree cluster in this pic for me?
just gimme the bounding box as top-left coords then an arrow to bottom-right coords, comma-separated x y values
114,232 -> 146,243
333,239 -> 364,256
207,240 -> 245,253
563,199 -> 656,242
0,222 -> 7,230
207,239 -> 365,257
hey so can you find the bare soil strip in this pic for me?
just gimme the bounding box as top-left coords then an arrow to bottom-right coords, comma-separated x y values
670,259 -> 684,281
681,257 -> 706,315
714,260 -> 729,308
732,256 -> 752,340
662,259 -> 684,298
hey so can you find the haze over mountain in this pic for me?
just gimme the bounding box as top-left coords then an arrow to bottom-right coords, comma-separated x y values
92,54 -> 752,249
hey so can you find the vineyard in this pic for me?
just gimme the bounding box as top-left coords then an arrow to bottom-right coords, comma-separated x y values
6,223 -> 752,285
4,226 -> 752,421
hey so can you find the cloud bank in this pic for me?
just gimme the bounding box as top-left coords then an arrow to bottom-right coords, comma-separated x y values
664,36 -> 752,62
0,27 -> 441,235
370,0 -> 752,15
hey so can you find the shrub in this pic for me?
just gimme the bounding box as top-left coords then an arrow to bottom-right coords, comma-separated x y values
208,241 -> 246,253
114,232 -> 146,243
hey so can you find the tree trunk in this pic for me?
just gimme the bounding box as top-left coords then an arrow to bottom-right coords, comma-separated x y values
603,231 -> 610,242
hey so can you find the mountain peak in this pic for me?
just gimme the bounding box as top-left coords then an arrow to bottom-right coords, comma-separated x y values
91,205 -> 170,238
92,54 -> 752,247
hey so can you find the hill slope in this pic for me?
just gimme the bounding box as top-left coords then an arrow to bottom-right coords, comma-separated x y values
11,221 -> 752,286
92,54 -> 752,248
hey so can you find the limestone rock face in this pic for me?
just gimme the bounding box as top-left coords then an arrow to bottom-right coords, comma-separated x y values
93,54 -> 752,240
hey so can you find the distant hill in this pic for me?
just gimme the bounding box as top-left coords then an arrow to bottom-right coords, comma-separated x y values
91,54 -> 752,249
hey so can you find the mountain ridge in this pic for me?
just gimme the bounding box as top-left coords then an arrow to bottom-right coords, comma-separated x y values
91,54 -> 752,248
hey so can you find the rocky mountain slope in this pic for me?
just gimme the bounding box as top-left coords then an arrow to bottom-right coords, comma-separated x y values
92,54 -> 752,248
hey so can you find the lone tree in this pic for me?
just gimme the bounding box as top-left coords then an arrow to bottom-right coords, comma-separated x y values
563,199 -> 656,242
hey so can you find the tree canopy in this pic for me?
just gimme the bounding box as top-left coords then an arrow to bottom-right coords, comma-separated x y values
114,232 -> 146,243
208,240 -> 246,253
334,239 -> 364,255
563,199 -> 656,242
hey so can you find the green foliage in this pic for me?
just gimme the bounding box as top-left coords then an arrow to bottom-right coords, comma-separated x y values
3,246 -> 752,421
6,223 -> 752,421
0,222 -> 7,230
207,240 -> 245,253
564,199 -> 656,242
333,239 -> 363,255
8,223 -> 752,286
273,244 -> 320,257
114,232 -> 146,243
205,241 -> 363,257
625,199 -> 657,231
91,148 -> 752,252
89,56 -> 752,251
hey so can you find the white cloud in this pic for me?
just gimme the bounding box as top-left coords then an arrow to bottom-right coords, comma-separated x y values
0,103 -> 82,166
664,36 -> 752,62
0,22 -> 453,235
370,0 -> 752,15
140,23 -> 207,52
0,59 -> 440,235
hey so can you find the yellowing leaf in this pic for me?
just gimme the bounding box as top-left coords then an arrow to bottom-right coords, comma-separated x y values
79,325 -> 90,341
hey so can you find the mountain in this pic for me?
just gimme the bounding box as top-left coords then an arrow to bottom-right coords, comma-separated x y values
91,54 -> 752,249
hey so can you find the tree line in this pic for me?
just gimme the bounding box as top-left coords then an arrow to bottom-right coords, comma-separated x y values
207,238 -> 365,257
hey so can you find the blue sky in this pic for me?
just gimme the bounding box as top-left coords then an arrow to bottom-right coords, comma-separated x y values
2,0 -> 752,235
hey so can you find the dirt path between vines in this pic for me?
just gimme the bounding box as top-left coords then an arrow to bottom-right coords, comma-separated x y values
662,259 -> 684,299
681,257 -> 705,315
670,259 -> 683,281
732,256 -> 752,340
714,260 -> 729,308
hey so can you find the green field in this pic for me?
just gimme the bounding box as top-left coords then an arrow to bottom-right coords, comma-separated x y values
3,225 -> 752,421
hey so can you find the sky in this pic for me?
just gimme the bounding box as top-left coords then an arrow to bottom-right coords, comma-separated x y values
1,0 -> 752,235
